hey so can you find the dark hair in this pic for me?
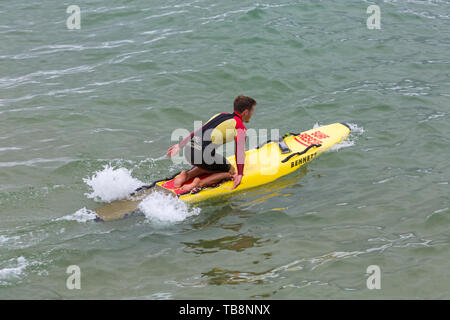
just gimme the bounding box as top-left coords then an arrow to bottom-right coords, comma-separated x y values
234,95 -> 256,113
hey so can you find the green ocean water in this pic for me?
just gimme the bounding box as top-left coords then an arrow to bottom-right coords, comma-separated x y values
1,0 -> 449,299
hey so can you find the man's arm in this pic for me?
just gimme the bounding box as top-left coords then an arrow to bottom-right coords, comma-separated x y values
232,128 -> 246,189
179,129 -> 196,148
235,128 -> 246,175
177,113 -> 222,148
167,119 -> 209,157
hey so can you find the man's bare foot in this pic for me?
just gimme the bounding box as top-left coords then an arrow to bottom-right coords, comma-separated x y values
180,177 -> 201,192
174,170 -> 188,188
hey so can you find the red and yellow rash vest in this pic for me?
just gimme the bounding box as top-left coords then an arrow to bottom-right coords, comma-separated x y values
179,111 -> 247,175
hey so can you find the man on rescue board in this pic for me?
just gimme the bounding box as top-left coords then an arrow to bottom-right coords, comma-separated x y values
166,95 -> 256,192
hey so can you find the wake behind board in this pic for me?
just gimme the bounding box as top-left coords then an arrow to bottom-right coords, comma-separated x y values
94,123 -> 351,221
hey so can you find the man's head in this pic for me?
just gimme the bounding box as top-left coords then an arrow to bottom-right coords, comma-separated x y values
234,94 -> 256,123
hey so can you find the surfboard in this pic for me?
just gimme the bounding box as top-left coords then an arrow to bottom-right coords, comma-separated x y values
94,123 -> 351,221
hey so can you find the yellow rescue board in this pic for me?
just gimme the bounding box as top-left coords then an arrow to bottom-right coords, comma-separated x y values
94,123 -> 350,221
157,123 -> 350,203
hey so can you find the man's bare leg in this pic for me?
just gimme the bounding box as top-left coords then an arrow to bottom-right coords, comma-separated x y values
173,166 -> 210,188
179,166 -> 235,192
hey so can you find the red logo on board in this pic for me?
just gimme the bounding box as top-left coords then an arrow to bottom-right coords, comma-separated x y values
294,130 -> 329,147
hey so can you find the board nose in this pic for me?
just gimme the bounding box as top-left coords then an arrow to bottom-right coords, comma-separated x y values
340,122 -> 351,132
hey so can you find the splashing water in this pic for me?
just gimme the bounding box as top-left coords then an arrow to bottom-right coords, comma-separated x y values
83,165 -> 144,202
0,257 -> 30,285
138,191 -> 201,223
330,122 -> 364,151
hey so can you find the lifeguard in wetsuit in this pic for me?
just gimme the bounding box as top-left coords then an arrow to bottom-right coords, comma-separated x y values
166,95 -> 256,192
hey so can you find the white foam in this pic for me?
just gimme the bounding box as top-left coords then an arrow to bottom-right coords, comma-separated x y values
83,164 -> 144,202
346,122 -> 365,135
0,235 -> 8,244
330,122 -> 364,151
56,207 -> 98,223
0,256 -> 28,281
0,234 -> 20,245
138,191 -> 201,223
330,139 -> 355,151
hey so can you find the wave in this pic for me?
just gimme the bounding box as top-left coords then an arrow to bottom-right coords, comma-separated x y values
330,122 -> 364,151
138,191 -> 201,223
55,207 -> 98,223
